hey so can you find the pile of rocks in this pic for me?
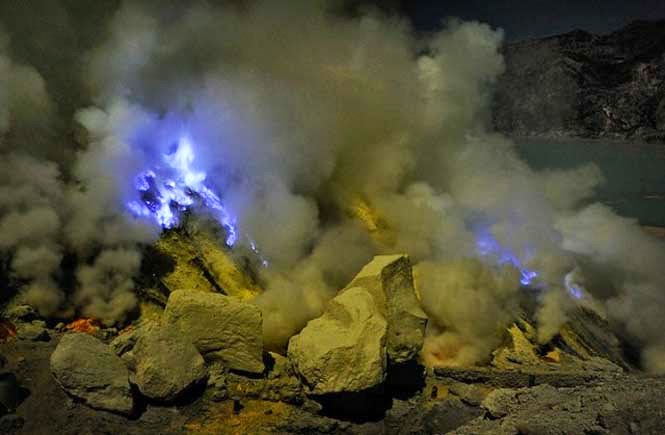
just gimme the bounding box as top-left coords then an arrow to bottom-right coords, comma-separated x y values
47,254 -> 428,415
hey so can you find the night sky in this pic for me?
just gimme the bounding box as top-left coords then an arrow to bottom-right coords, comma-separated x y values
361,0 -> 665,40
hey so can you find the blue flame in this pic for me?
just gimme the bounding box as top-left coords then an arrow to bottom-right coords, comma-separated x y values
125,134 -> 239,247
474,226 -> 584,300
564,272 -> 583,299
474,228 -> 539,286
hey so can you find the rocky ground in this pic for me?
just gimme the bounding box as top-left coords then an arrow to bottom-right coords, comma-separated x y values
2,236 -> 665,434
2,328 -> 665,435
494,19 -> 665,143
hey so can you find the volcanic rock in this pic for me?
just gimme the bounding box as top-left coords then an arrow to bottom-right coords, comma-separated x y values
557,306 -> 631,369
191,233 -> 262,300
492,321 -> 542,369
131,325 -> 207,402
0,373 -> 28,413
163,290 -> 264,373
0,414 -> 24,433
15,320 -> 49,342
494,20 -> 665,142
109,320 -> 159,360
287,286 -> 388,394
151,231 -> 262,301
2,304 -> 39,322
345,254 -> 427,364
50,333 -> 133,415
152,232 -> 218,297
207,352 -> 304,403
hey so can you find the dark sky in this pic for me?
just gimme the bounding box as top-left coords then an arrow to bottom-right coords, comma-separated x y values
363,0 -> 665,40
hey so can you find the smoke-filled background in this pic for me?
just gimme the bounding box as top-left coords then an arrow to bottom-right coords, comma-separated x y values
1,0 -> 664,371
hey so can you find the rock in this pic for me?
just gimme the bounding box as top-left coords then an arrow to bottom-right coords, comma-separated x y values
345,254 -> 427,364
132,325 -> 207,401
492,322 -> 541,369
163,290 -> 264,373
16,320 -> 49,342
481,387 -> 521,418
447,382 -> 491,406
557,306 -> 632,370
0,373 -> 28,413
288,286 -> 388,394
494,20 -> 665,143
207,353 -> 304,404
2,304 -> 38,322
0,414 -> 24,433
191,233 -> 262,300
109,321 -> 159,359
50,333 -> 133,415
420,399 -> 484,434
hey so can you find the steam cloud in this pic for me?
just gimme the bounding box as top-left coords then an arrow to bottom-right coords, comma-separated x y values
1,1 -> 664,370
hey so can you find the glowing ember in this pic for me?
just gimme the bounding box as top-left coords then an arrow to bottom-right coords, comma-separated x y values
0,319 -> 16,342
66,318 -> 101,334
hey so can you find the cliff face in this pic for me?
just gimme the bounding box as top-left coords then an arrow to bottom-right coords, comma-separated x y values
494,20 -> 665,143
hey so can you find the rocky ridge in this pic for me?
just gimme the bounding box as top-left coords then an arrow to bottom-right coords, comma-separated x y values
494,19 -> 665,143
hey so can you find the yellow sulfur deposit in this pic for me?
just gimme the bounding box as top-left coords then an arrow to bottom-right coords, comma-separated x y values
156,232 -> 217,294
191,233 -> 261,301
154,230 -> 261,302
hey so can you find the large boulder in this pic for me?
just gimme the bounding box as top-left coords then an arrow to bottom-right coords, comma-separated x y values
132,325 -> 207,401
346,254 -> 427,364
288,286 -> 387,394
163,290 -> 264,373
50,333 -> 133,415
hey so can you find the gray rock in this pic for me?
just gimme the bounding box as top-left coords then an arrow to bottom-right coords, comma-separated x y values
0,373 -> 27,413
109,320 -> 160,361
288,286 -> 387,394
16,320 -> 49,342
558,306 -> 632,370
50,333 -> 133,415
345,254 -> 427,364
447,381 -> 490,406
207,352 -> 303,403
132,325 -> 207,401
163,290 -> 264,373
2,304 -> 38,322
494,21 -> 665,143
0,414 -> 24,433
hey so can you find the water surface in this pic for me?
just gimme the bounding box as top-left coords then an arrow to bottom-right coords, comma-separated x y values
516,139 -> 665,227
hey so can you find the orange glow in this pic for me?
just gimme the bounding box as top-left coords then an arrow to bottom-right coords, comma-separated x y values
0,319 -> 16,342
66,318 -> 101,334
421,336 -> 465,368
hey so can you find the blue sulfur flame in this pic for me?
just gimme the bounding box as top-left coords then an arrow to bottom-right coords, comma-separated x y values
564,272 -> 583,299
474,227 -> 584,300
125,135 -> 238,247
474,228 -> 539,286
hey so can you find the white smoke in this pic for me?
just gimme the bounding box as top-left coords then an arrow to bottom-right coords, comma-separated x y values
0,29 -> 158,324
0,31 -> 65,314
